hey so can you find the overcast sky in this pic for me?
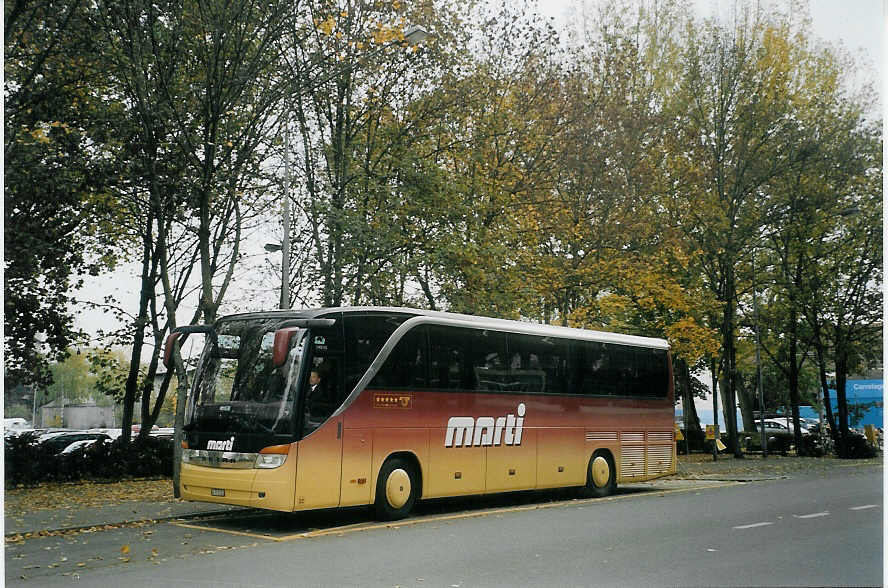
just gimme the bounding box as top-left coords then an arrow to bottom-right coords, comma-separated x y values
541,0 -> 883,92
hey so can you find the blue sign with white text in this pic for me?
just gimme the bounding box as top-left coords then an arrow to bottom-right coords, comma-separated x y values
799,380 -> 883,427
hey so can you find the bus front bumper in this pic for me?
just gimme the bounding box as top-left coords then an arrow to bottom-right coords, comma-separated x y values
180,445 -> 298,511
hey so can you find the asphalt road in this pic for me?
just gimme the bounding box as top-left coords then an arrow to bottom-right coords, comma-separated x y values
7,465 -> 882,587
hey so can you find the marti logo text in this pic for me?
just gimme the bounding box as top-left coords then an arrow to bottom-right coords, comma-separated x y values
207,436 -> 235,451
445,403 -> 526,448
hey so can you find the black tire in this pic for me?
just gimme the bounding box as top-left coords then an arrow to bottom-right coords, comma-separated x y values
374,456 -> 419,521
581,450 -> 616,498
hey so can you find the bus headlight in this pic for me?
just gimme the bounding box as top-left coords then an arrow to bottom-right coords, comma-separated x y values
255,444 -> 290,469
255,453 -> 287,469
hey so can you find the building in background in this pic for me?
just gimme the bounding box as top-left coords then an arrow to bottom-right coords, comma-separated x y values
39,399 -> 116,429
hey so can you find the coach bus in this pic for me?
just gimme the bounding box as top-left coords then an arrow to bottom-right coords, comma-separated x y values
166,307 -> 675,520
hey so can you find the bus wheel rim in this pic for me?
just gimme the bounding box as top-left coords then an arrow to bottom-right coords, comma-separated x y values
386,468 -> 411,509
592,456 -> 610,488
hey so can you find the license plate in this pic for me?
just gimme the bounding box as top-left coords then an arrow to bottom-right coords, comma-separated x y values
211,488 -> 225,497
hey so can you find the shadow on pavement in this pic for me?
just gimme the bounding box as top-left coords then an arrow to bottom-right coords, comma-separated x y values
177,485 -> 656,539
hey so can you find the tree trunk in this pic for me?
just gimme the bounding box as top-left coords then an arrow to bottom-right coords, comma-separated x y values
710,359 -> 719,461
121,214 -> 155,444
785,305 -> 803,453
721,264 -> 742,457
835,332 -> 850,443
736,381 -> 756,433
814,338 -> 838,442
677,359 -> 705,451
171,337 -> 190,498
137,351 -> 165,441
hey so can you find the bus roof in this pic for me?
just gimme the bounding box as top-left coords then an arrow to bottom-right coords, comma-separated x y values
218,306 -> 670,350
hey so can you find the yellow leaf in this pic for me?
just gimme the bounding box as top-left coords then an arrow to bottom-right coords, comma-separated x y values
120,545 -> 130,555
318,16 -> 334,36
30,128 -> 50,144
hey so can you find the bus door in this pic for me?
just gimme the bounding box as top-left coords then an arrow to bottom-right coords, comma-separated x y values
294,336 -> 344,510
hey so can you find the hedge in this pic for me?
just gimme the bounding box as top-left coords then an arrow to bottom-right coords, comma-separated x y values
5,433 -> 174,488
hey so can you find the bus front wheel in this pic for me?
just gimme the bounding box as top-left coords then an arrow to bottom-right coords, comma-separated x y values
375,456 -> 418,521
582,450 -> 616,498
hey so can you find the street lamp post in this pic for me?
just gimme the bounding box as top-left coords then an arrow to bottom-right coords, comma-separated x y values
280,124 -> 291,310
30,385 -> 37,428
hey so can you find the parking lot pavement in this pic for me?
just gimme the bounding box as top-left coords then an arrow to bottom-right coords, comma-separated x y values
5,498 -> 244,537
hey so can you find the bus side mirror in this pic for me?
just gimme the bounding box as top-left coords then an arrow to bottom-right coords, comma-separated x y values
273,328 -> 302,368
163,332 -> 183,368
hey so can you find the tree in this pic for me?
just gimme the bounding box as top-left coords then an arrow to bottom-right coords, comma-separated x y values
428,2 -> 568,318
282,0 -> 466,309
94,0 -> 291,449
4,0 -> 120,388
803,124 -> 882,453
669,5 -> 820,456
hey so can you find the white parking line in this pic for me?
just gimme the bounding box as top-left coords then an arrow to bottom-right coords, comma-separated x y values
794,512 -> 830,519
849,504 -> 879,511
733,522 -> 774,530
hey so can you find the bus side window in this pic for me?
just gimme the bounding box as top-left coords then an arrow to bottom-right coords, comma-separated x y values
303,356 -> 341,435
507,333 -> 568,394
370,326 -> 428,389
465,329 -> 508,391
343,315 -> 405,393
578,340 -> 616,396
428,325 -> 466,390
638,348 -> 669,397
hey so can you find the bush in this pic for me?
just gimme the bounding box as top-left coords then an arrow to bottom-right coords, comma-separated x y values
799,434 -> 825,457
5,433 -> 174,488
4,432 -> 55,486
836,433 -> 878,459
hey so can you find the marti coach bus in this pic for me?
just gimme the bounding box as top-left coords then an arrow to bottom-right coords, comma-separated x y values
165,307 -> 675,520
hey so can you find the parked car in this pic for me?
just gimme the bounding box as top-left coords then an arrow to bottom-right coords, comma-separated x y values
149,427 -> 174,440
87,428 -> 122,440
4,417 -> 31,432
59,437 -> 112,455
40,432 -> 111,455
755,418 -> 809,436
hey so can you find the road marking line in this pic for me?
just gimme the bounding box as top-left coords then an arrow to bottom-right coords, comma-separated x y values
172,521 -> 280,541
849,504 -> 879,511
733,522 -> 774,530
793,512 -> 830,519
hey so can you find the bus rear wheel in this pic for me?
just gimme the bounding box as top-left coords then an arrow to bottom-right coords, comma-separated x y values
375,456 -> 418,521
582,450 -> 616,498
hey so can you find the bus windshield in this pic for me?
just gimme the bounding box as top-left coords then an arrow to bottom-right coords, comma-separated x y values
185,319 -> 306,441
